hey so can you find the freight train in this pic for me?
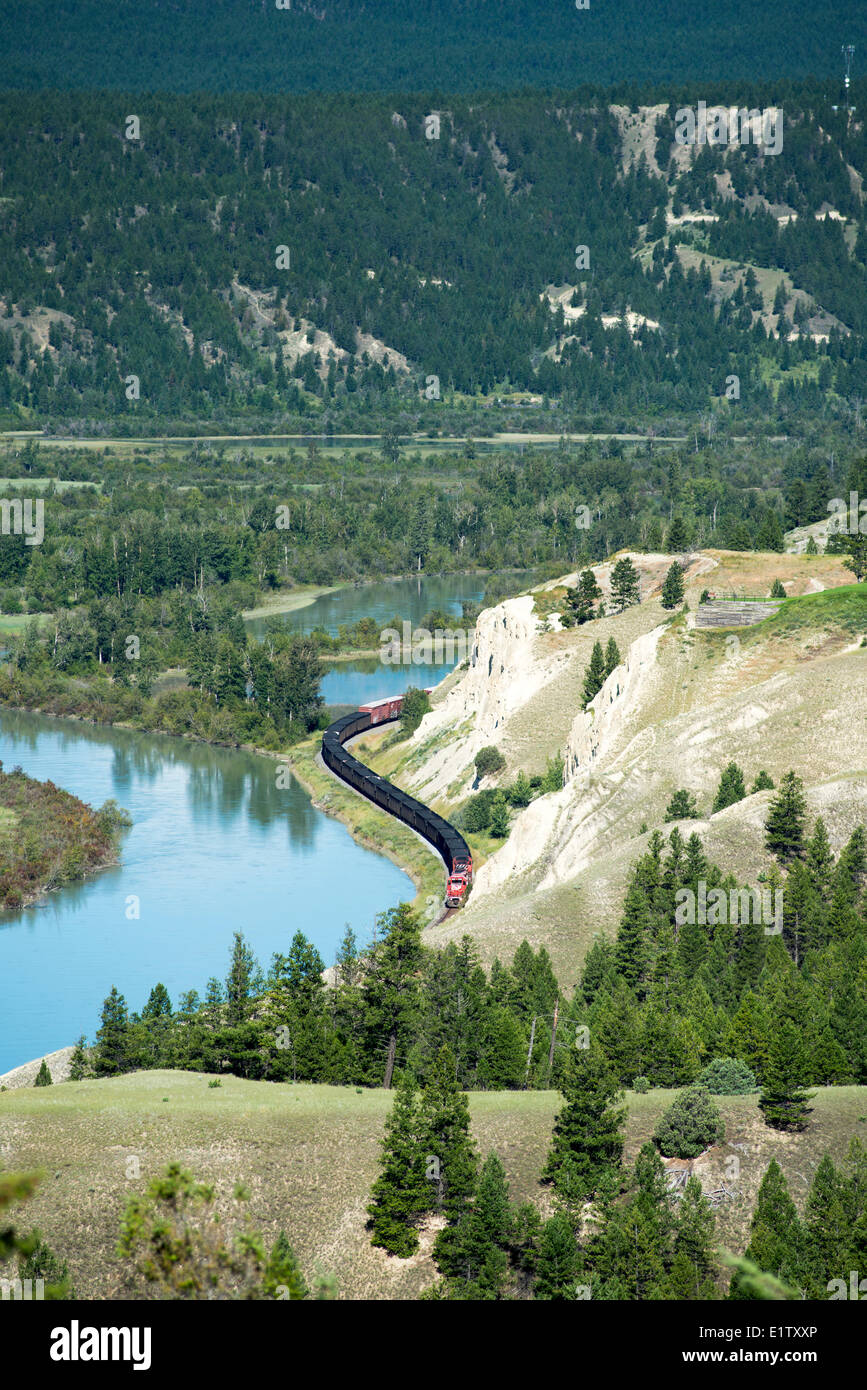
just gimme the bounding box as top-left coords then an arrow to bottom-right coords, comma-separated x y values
321,694 -> 473,909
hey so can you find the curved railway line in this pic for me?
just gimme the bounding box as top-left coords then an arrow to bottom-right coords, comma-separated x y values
321,697 -> 473,916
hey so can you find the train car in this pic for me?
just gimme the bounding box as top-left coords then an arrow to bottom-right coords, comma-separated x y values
322,696 -> 473,909
358,695 -> 404,725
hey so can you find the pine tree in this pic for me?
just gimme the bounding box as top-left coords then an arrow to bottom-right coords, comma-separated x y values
542,1046 -> 625,1204
765,771 -> 807,863
758,1019 -> 813,1131
568,568 -> 602,624
660,561 -> 685,609
34,1059 -> 52,1087
367,1076 -> 430,1257
664,789 -> 699,821
95,986 -> 132,1076
421,1046 -> 478,1227
665,1176 -> 718,1299
750,770 -> 775,794
667,515 -> 689,552
68,1035 -> 89,1081
713,762 -> 746,813
610,556 -> 641,612
264,1231 -> 309,1299
802,1156 -> 849,1297
806,817 -> 834,895
770,578 -> 786,598
603,637 -> 620,677
614,880 -> 653,994
592,1144 -> 675,1299
364,902 -> 424,1088
435,1152 -> 512,1298
582,640 -> 606,708
730,1160 -> 803,1299
225,931 -> 258,1025
533,1214 -> 582,1300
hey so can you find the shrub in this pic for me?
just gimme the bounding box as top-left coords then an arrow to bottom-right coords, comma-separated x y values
461,789 -> 496,832
632,1075 -> 650,1094
698,1058 -> 757,1095
475,746 -> 506,779
751,770 -> 775,794
653,1084 -> 725,1158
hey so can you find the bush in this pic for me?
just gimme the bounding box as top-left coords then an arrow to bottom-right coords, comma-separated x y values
632,1075 -> 650,1094
653,1084 -> 725,1158
698,1058 -> 757,1095
461,790 -> 496,832
475,745 -> 506,779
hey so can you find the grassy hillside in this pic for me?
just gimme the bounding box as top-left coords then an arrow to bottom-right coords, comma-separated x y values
1,1070 -> 864,1299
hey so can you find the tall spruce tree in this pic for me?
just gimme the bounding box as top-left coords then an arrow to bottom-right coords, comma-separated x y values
533,1214 -> 583,1300
582,640 -> 606,708
568,568 -> 602,624
542,1045 -> 625,1204
665,1175 -> 718,1299
367,1076 -> 430,1257
729,1160 -> 803,1299
434,1152 -> 512,1298
660,561 -> 685,609
603,637 -> 621,677
765,771 -> 807,863
421,1046 -> 478,1229
364,902 -> 424,1087
610,556 -> 641,612
758,1019 -> 813,1131
713,762 -> 746,813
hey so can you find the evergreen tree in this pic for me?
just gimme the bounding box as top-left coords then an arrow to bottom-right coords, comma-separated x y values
603,636 -> 621,677
68,1035 -> 89,1081
614,880 -> 653,994
582,640 -> 606,708
435,1152 -> 512,1298
421,1046 -> 478,1228
713,762 -> 746,813
488,792 -> 509,838
542,1045 -> 625,1204
533,1214 -> 582,1300
758,1019 -> 813,1131
730,1160 -> 803,1299
750,770 -> 775,794
665,1176 -> 718,1299
667,516 -> 689,552
225,931 -> 258,1026
592,1143 -> 675,1299
664,789 -> 699,821
653,1084 -> 725,1158
610,556 -> 641,612
364,902 -> 424,1088
660,561 -> 685,609
264,1231 -> 309,1300
34,1058 -> 52,1087
765,771 -> 807,862
568,568 -> 602,624
367,1076 -> 430,1257
95,986 -> 132,1076
802,1155 -> 849,1297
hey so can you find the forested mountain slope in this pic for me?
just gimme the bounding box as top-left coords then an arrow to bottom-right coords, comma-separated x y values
2,0 -> 866,93
3,88 -> 867,429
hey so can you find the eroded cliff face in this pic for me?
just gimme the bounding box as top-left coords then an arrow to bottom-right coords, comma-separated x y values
473,621 -> 667,897
404,595 -> 571,802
